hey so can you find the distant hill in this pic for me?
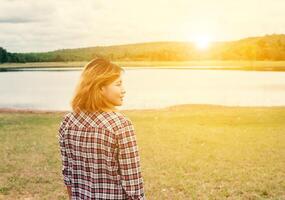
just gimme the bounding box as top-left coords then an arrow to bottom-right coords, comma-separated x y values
1,34 -> 285,63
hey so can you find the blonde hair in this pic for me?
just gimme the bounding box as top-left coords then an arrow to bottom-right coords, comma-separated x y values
71,57 -> 124,113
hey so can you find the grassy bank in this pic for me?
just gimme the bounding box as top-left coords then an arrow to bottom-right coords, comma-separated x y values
1,60 -> 285,71
0,104 -> 284,199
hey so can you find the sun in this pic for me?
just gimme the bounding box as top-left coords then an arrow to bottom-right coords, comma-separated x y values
194,36 -> 211,50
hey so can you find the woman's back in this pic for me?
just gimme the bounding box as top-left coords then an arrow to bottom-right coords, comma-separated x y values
58,111 -> 146,200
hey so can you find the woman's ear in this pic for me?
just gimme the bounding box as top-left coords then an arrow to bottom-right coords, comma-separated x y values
100,86 -> 105,95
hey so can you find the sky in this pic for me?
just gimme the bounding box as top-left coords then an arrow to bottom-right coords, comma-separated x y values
0,0 -> 284,53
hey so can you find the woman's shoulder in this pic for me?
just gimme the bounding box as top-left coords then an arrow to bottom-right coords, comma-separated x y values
104,111 -> 134,131
63,110 -> 132,132
58,112 -> 74,134
108,111 -> 133,125
60,112 -> 73,124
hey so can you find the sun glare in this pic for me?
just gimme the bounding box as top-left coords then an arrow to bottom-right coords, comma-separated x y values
194,36 -> 211,50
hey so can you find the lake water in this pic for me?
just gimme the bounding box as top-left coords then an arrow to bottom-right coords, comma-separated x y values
1,67 -> 285,111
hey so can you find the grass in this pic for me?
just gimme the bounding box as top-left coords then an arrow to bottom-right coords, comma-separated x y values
1,60 -> 285,71
0,104 -> 284,199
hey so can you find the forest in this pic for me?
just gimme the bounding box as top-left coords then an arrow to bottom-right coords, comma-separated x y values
0,34 -> 285,63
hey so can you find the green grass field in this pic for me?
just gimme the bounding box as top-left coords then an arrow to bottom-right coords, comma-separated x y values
1,60 -> 285,71
0,104 -> 284,199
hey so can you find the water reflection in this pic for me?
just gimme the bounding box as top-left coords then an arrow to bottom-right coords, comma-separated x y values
0,68 -> 284,111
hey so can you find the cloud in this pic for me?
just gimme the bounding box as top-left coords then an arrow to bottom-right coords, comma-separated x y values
0,0 -> 55,23
0,0 -> 284,53
0,18 -> 39,23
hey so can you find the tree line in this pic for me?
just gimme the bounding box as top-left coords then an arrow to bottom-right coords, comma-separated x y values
1,34 -> 285,63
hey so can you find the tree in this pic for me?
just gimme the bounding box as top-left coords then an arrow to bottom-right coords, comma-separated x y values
0,47 -> 8,63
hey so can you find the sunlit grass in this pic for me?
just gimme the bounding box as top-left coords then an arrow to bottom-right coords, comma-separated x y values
0,104 -> 284,199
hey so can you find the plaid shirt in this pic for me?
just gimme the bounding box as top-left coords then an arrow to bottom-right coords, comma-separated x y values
58,111 -> 146,200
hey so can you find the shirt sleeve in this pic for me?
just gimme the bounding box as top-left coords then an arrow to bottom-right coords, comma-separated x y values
116,119 -> 146,200
58,115 -> 72,186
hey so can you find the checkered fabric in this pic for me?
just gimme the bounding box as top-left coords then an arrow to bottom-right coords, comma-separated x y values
58,111 -> 146,200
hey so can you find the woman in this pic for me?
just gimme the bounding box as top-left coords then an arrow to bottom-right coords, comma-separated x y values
58,58 -> 146,199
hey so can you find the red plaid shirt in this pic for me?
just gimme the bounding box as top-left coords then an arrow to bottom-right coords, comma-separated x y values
58,111 -> 146,200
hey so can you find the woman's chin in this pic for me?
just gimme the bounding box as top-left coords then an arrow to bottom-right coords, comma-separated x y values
118,99 -> 123,105
113,101 -> 123,106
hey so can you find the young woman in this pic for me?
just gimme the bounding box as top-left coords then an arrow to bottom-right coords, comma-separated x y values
58,58 -> 146,199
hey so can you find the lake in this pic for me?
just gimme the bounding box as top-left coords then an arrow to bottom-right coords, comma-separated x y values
1,67 -> 285,111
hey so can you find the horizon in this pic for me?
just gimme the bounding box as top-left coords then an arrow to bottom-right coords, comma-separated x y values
4,33 -> 284,54
1,0 -> 285,53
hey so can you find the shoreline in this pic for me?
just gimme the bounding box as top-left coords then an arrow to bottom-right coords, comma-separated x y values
1,104 -> 285,114
0,60 -> 285,69
1,66 -> 285,72
1,60 -> 285,72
